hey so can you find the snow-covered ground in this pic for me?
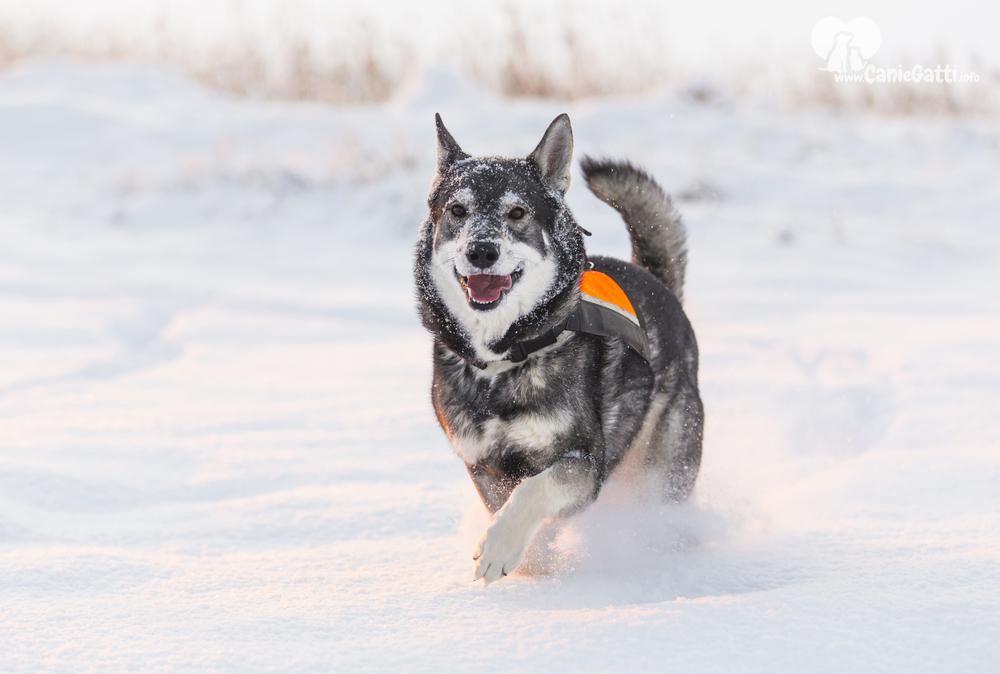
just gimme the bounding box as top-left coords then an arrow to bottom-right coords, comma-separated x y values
1,61 -> 999,672
1,0 -> 997,112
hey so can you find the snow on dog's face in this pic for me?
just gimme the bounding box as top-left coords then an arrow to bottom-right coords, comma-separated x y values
418,114 -> 583,362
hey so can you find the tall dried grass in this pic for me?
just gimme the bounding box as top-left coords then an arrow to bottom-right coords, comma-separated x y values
0,1 -> 994,115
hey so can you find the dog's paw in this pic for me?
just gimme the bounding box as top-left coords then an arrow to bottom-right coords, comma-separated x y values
472,518 -> 530,584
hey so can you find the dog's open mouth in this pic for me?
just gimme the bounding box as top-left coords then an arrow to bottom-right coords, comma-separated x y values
456,269 -> 522,310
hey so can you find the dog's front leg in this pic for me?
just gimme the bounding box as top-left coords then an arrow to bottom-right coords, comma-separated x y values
473,454 -> 597,583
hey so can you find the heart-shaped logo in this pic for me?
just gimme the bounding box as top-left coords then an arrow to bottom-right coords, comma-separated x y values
811,16 -> 882,73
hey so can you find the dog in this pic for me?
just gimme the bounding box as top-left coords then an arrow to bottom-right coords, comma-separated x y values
413,113 -> 703,583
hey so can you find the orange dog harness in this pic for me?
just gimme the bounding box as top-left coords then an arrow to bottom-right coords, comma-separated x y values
506,270 -> 651,363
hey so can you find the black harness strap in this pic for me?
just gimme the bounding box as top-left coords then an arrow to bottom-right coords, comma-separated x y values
505,300 -> 651,363
506,321 -> 567,362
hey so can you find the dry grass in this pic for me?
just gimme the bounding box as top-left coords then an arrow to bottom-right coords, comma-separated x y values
0,3 -> 995,116
0,22 -> 406,104
488,0 -> 672,99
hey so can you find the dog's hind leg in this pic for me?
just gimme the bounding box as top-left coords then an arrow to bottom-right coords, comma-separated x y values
619,365 -> 702,501
473,454 -> 598,583
649,378 -> 704,501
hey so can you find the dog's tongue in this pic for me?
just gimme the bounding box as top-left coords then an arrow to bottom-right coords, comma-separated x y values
466,274 -> 513,303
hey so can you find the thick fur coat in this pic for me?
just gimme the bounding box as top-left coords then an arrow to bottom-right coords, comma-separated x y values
414,114 -> 703,582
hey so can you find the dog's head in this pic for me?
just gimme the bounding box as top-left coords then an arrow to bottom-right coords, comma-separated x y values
414,114 -> 586,364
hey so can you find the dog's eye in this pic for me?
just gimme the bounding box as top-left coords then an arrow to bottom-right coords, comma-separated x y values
508,207 -> 526,220
450,204 -> 467,217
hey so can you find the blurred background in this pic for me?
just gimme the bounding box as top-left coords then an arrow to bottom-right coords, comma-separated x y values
1,2 -> 998,672
1,0 -> 998,111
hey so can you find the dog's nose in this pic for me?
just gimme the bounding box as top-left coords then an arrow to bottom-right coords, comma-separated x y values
466,241 -> 500,269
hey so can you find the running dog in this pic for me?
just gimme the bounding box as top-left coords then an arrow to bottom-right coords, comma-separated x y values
413,113 -> 703,583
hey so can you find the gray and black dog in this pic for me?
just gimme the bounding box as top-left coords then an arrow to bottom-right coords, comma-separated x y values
414,113 -> 703,583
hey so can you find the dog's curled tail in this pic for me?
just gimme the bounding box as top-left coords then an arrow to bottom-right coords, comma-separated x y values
580,156 -> 687,302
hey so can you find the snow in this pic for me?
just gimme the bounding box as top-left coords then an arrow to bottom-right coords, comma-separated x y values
2,60 -> 999,672
1,0 -> 997,111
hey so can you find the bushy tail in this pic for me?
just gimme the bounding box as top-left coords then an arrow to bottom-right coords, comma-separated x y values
580,157 -> 687,302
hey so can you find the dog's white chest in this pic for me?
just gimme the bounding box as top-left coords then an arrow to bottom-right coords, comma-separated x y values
450,410 -> 573,465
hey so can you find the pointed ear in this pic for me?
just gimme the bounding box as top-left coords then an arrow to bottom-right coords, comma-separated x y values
528,113 -> 573,193
435,113 -> 468,172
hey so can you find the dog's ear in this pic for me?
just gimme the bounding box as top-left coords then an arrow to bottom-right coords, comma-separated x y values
528,113 -> 573,193
435,113 -> 468,172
